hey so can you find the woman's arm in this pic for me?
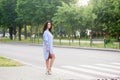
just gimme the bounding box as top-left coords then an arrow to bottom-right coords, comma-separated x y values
43,32 -> 49,52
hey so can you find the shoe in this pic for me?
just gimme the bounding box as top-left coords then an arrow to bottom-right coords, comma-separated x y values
45,71 -> 52,75
48,71 -> 52,75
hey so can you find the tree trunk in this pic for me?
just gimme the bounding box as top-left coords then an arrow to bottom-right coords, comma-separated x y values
2,27 -> 5,37
79,30 -> 81,46
37,24 -> 40,43
71,27 -> 74,43
59,34 -> 61,45
30,26 -> 33,42
9,27 -> 13,40
68,33 -> 71,45
24,25 -> 27,40
118,35 -> 120,49
18,25 -> 22,41
34,25 -> 38,43
90,31 -> 93,47
13,26 -> 17,40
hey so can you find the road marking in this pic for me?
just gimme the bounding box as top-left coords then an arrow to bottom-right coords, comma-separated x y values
96,64 -> 120,69
0,56 -> 95,79
111,63 -> 120,66
53,68 -> 95,79
19,60 -> 96,79
80,65 -> 120,73
1,55 -> 120,79
62,66 -> 118,77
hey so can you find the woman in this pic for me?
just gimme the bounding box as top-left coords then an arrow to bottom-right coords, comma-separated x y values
43,21 -> 55,75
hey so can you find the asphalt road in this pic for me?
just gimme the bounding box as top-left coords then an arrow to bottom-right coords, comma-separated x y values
0,43 -> 120,79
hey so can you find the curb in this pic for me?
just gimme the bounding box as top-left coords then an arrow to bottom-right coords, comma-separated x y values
54,45 -> 120,52
29,43 -> 120,52
1,42 -> 120,52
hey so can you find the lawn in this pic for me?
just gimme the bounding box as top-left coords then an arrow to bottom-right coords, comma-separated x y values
0,56 -> 23,67
0,37 -> 120,49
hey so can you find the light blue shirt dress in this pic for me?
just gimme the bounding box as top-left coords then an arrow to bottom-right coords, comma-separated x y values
43,29 -> 54,60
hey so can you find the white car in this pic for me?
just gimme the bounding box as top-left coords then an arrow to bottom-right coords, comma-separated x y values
0,34 -> 3,38
0,33 -> 10,38
31,34 -> 35,38
5,33 -> 10,38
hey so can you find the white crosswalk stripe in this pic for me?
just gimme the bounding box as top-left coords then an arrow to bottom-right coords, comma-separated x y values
96,64 -> 120,69
53,68 -> 95,80
62,66 -> 118,77
80,65 -> 120,73
111,62 -> 120,66
60,63 -> 120,79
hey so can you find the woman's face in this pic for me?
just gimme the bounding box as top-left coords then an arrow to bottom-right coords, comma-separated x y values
47,22 -> 51,29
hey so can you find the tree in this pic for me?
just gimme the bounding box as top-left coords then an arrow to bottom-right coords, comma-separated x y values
16,0 -> 62,41
52,2 -> 87,45
0,0 -> 17,40
90,0 -> 120,39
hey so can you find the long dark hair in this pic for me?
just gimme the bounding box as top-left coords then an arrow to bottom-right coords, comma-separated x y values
43,21 -> 52,34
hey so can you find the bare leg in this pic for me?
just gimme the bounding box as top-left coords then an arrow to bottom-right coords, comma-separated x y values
46,59 -> 49,71
49,54 -> 55,72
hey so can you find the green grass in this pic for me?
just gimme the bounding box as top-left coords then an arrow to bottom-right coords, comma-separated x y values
53,41 -> 120,49
0,37 -> 119,49
0,56 -> 23,67
0,37 -> 43,43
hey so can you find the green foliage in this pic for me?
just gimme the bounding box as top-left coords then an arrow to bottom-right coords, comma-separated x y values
0,0 -> 120,41
91,0 -> 120,38
104,38 -> 113,44
16,0 -> 62,25
52,1 -> 96,38
0,0 -> 17,26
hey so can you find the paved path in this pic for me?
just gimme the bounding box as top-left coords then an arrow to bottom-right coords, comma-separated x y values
0,43 -> 120,80
54,39 -> 104,43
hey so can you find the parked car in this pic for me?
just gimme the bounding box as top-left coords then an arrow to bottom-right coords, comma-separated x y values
0,33 -> 10,38
31,34 -> 35,38
5,33 -> 10,38
0,34 -> 3,38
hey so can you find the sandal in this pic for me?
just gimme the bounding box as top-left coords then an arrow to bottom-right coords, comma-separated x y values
45,71 -> 52,75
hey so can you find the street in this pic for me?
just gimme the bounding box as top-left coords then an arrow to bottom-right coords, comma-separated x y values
0,43 -> 120,80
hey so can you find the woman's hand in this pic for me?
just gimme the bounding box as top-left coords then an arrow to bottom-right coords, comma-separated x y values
46,45 -> 49,52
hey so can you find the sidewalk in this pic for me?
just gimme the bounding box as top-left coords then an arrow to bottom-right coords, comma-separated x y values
0,65 -> 88,80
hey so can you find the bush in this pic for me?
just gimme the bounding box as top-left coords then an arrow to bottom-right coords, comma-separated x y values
104,38 -> 114,44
